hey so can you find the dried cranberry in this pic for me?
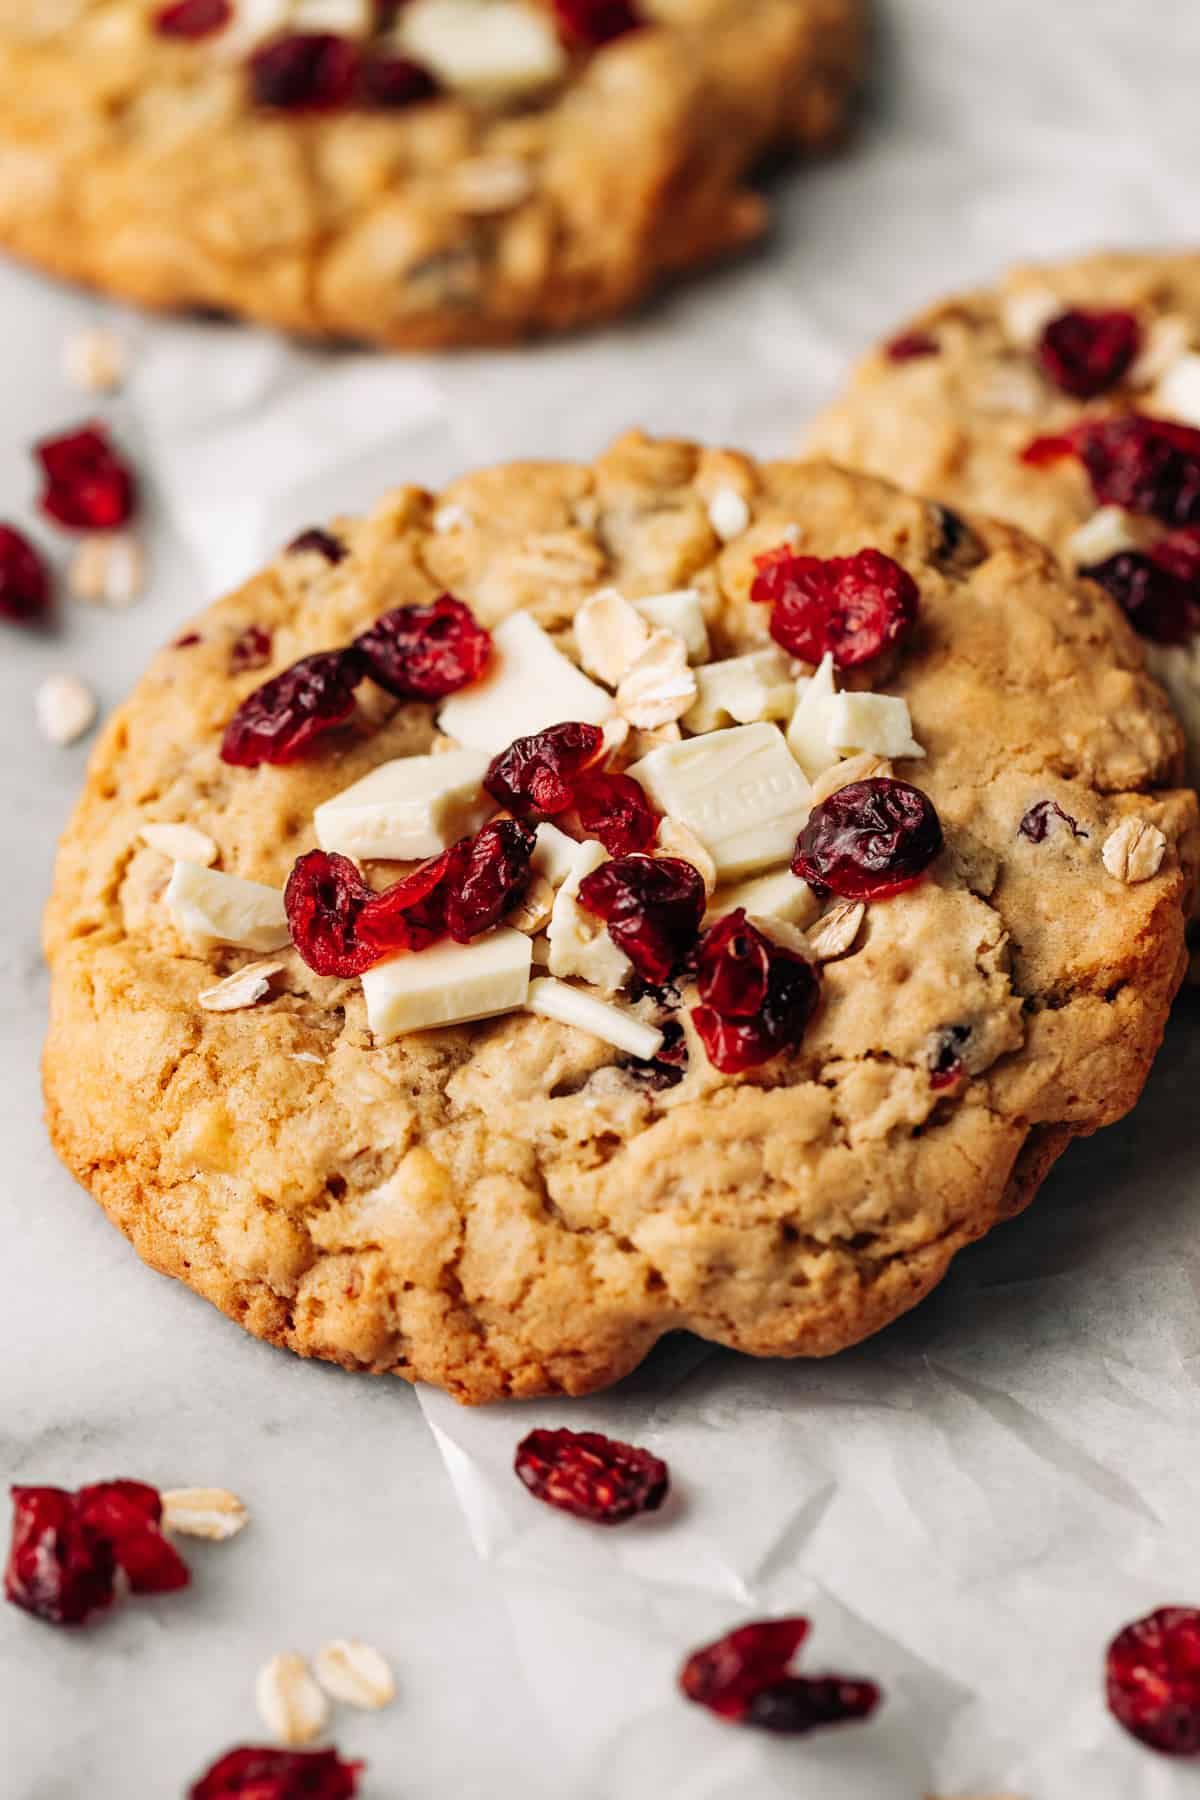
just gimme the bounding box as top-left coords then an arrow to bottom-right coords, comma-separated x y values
360,50 -> 438,109
36,424 -> 136,531
356,848 -> 456,959
285,851 -> 379,978
1151,526 -> 1200,584
551,0 -> 642,47
1020,433 -> 1077,467
574,771 -> 658,856
1107,1607 -> 1200,1756
484,720 -> 605,818
1082,550 -> 1199,645
1075,415 -> 1200,526
514,1428 -> 668,1524
577,855 -> 706,985
249,33 -> 360,110
442,819 -> 535,943
792,778 -> 943,901
752,547 -> 919,669
154,0 -> 232,37
624,1017 -> 687,1090
75,1481 -> 189,1595
174,631 -> 203,648
288,527 -> 346,564
927,1023 -> 970,1090
0,525 -> 50,623
695,910 -> 771,1018
885,330 -> 939,362
189,1746 -> 363,1800
220,648 -> 364,766
691,914 -> 820,1074
229,624 -> 273,672
680,1617 -> 880,1735
4,1486 -> 115,1626
1018,799 -> 1087,843
1036,308 -> 1141,398
355,596 -> 492,702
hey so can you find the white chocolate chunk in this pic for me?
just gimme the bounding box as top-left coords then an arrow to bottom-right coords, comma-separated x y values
631,589 -> 710,664
574,588 -> 650,687
1067,506 -> 1139,569
1131,314 -> 1192,388
215,0 -> 292,54
547,839 -> 632,992
398,0 -> 567,96
165,861 -> 290,954
683,648 -> 796,734
824,692 -> 925,761
1156,351 -> 1200,427
531,821 -> 579,888
433,503 -> 473,534
527,978 -> 664,1062
707,487 -> 751,542
140,821 -> 218,866
629,722 -> 811,881
363,929 -> 531,1042
786,653 -> 840,780
1001,284 -> 1061,348
36,673 -> 97,746
314,748 -> 492,863
438,611 -> 612,752
704,867 -> 820,930
291,0 -> 372,31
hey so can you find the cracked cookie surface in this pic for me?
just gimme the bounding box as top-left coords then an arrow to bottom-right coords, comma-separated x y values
0,0 -> 864,347
43,432 -> 1198,1402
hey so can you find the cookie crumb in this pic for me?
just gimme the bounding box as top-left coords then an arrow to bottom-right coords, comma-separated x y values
62,325 -> 125,393
140,821 -> 218,865
36,673 -> 97,745
256,1652 -> 330,1748
1102,816 -> 1167,884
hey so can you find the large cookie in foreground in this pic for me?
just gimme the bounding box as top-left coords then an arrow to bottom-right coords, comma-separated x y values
806,249 -> 1200,781
44,432 -> 1198,1402
0,0 -> 863,348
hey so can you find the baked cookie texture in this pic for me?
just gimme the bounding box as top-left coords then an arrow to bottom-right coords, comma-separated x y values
0,0 -> 865,347
43,433 -> 1198,1403
806,249 -> 1200,779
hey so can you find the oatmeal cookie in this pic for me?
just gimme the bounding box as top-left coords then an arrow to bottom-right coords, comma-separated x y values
0,0 -> 864,347
43,432 -> 1197,1402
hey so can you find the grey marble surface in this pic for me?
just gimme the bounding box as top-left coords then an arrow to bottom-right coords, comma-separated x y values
4,2 -> 1200,1795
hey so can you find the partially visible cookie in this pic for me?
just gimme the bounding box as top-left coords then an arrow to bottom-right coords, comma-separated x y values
0,0 -> 864,347
43,433 -> 1197,1403
806,249 -> 1200,781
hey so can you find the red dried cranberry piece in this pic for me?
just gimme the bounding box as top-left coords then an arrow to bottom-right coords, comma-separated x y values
1107,1607 -> 1200,1756
75,1481 -> 189,1595
221,649 -> 364,766
154,0 -> 232,37
926,1023 -> 970,1090
577,854 -> 706,985
885,330 -> 939,362
285,850 -> 380,978
695,909 -> 771,1018
514,1428 -> 668,1523
36,424 -> 136,531
680,1617 -> 879,1735
249,33 -> 360,110
1151,525 -> 1200,585
623,1016 -> 687,1090
752,547 -> 919,669
4,1486 -> 115,1626
356,848 -> 456,959
484,720 -> 605,818
175,631 -> 203,648
443,819 -> 535,943
1018,799 -> 1087,843
1075,415 -> 1200,526
355,595 -> 492,702
691,916 -> 820,1075
792,777 -> 943,901
1036,308 -> 1141,399
360,50 -> 438,108
745,1676 -> 881,1734
229,624 -> 273,672
573,771 -> 658,856
189,1746 -> 363,1800
1081,550 -> 1198,645
288,527 -> 346,565
551,0 -> 642,47
1020,432 -> 1077,467
0,524 -> 50,623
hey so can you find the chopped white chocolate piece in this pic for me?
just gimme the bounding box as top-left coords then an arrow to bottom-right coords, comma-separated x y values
1001,284 -> 1062,348
786,653 -> 840,780
398,0 -> 567,96
140,821 -> 218,866
631,589 -> 710,664
547,839 -> 632,992
314,748 -> 492,862
629,722 -> 811,881
1102,816 -> 1166,884
165,861 -> 290,954
438,611 -> 612,752
707,487 -> 751,542
1156,351 -> 1200,428
527,978 -> 664,1061
824,692 -> 925,761
433,502 -> 473,533
574,587 -> 650,687
616,630 -> 697,729
704,867 -> 820,930
1067,506 -> 1139,569
62,325 -> 125,393
36,673 -> 97,746
213,0 -> 292,54
656,816 -> 717,894
362,929 -> 532,1042
1132,314 -> 1193,388
683,647 -> 796,734
256,1653 -> 329,1749
291,0 -> 372,32
198,959 -> 286,1013
531,821 -> 579,888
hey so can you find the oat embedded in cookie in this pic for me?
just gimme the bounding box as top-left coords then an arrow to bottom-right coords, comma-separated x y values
42,432 -> 1198,1403
0,0 -> 865,348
